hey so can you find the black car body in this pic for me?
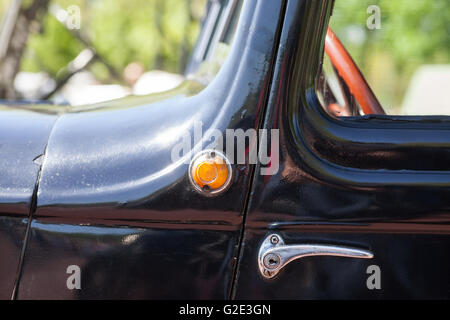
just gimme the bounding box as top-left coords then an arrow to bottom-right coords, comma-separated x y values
0,0 -> 449,299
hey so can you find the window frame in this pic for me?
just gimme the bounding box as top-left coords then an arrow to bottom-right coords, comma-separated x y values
285,0 -> 450,185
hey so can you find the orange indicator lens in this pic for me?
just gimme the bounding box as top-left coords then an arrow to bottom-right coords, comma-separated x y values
190,150 -> 232,195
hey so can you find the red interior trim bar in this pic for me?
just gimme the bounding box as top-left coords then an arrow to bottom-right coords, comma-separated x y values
325,28 -> 386,115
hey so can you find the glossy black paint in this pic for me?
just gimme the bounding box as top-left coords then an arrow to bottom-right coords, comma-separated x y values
233,0 -> 450,299
0,104 -> 57,214
0,217 -> 27,299
18,221 -> 238,299
0,104 -> 57,298
14,0 -> 284,299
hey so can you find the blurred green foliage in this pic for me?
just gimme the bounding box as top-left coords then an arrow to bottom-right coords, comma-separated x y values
1,0 -> 448,111
330,0 -> 450,112
4,0 -> 206,83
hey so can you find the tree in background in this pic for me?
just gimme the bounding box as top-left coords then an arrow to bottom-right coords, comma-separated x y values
0,0 -> 50,99
0,0 -> 206,99
20,0 -> 205,84
330,0 -> 450,112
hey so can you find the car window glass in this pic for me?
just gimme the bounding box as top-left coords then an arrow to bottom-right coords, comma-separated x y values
0,0 -> 208,105
188,0 -> 242,83
318,0 -> 450,117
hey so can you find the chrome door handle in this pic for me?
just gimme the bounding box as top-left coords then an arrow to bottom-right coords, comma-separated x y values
258,234 -> 374,279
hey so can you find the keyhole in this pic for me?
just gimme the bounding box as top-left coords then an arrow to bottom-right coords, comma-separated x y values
263,253 -> 280,269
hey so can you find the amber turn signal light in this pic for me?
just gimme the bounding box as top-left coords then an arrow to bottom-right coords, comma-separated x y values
189,150 -> 232,195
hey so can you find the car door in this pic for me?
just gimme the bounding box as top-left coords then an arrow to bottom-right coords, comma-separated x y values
233,0 -> 450,299
14,0 -> 285,299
